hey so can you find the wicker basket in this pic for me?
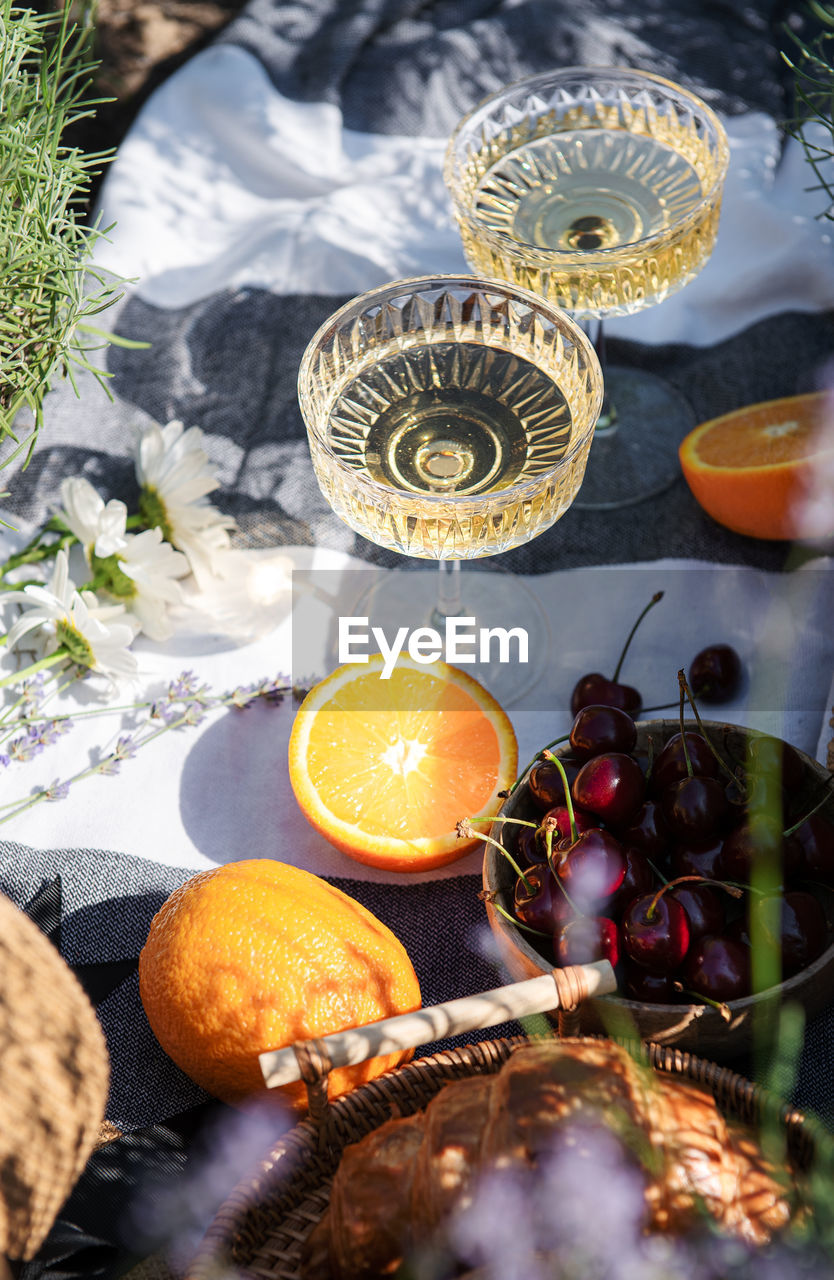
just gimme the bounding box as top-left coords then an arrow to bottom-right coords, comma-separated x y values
185,1034 -> 824,1280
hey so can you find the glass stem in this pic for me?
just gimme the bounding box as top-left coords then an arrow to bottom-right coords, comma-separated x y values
589,318 -> 618,436
434,559 -> 463,621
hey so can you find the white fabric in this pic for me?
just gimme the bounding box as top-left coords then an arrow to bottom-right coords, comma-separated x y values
1,541 -> 830,881
94,45 -> 834,345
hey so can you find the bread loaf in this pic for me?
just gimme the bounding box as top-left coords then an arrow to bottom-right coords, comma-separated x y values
303,1039 -> 794,1279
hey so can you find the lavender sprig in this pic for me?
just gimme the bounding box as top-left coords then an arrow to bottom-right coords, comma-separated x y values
0,671 -> 311,822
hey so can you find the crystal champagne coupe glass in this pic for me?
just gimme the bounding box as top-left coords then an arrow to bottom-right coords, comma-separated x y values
297,274 -> 603,702
445,67 -> 730,509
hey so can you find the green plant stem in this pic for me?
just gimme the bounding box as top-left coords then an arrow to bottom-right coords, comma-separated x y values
5,697 -> 154,727
467,814 -> 539,832
0,682 -> 296,822
0,669 -> 81,743
0,647 -> 68,690
488,898 -> 550,938
783,782 -> 834,835
478,828 -> 531,891
0,529 -> 76,580
677,986 -> 732,1021
542,749 -> 577,843
508,733 -> 570,794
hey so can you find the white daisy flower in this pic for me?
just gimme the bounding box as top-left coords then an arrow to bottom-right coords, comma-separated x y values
3,550 -> 138,685
134,419 -> 235,588
111,528 -> 190,642
58,476 -> 128,561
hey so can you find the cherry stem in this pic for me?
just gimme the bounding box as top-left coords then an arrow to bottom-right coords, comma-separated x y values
467,814 -> 540,831
645,734 -> 656,786
554,871 -> 584,919
509,734 -> 570,794
463,826 -> 532,893
646,874 -> 742,921
542,749 -> 577,843
783,781 -> 834,837
677,668 -> 740,791
640,701 -> 679,714
544,822 -> 554,871
612,590 -> 664,682
724,879 -> 767,898
539,847 -> 584,918
674,984 -> 732,1022
646,856 -> 668,885
486,896 -> 551,939
676,670 -> 693,777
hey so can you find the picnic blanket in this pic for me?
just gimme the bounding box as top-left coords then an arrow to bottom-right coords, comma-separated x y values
2,1 -> 834,1276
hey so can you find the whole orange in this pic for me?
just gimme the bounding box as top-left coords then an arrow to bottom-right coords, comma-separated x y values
138,860 -> 421,1110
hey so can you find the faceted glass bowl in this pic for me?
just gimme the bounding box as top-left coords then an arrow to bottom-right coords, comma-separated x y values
298,275 -> 603,559
444,68 -> 730,319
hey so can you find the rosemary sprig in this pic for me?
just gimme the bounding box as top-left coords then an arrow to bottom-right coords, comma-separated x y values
0,0 -> 129,469
782,2 -> 834,222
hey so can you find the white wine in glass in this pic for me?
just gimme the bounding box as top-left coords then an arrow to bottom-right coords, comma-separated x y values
297,275 -> 603,700
445,68 -> 730,508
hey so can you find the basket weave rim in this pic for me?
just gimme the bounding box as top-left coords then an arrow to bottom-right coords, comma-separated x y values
186,1033 -> 827,1280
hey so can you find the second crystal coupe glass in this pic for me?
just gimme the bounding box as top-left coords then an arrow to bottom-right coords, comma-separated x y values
445,67 -> 730,508
298,275 -> 603,700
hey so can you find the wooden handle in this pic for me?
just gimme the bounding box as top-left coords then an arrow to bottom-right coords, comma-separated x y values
259,960 -> 616,1088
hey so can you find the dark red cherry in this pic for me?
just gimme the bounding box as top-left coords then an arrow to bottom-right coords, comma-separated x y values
539,804 -> 596,844
572,752 -> 645,827
517,806 -> 595,866
570,673 -> 642,717
791,813 -> 834,885
718,814 -> 799,884
754,891 -> 827,977
528,757 -> 580,812
514,864 -> 574,934
668,882 -> 725,942
607,846 -> 657,917
556,915 -> 620,967
554,829 -> 626,912
661,775 -> 728,840
569,705 -> 637,760
652,733 -> 719,793
682,936 -> 751,1002
622,892 -> 690,971
516,825 -> 548,866
688,644 -> 743,704
623,962 -> 679,1003
670,835 -> 725,881
617,799 -> 671,861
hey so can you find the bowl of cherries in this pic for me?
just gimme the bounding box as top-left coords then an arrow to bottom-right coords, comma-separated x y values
482,653 -> 834,1059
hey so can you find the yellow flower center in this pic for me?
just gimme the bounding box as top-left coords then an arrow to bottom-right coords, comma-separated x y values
138,486 -> 174,544
55,618 -> 95,668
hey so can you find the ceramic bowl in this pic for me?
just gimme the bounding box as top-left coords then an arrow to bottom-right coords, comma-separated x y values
483,719 -> 834,1058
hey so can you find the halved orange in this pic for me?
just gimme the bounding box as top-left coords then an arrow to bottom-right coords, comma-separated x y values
679,391 -> 834,541
288,656 -> 517,872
